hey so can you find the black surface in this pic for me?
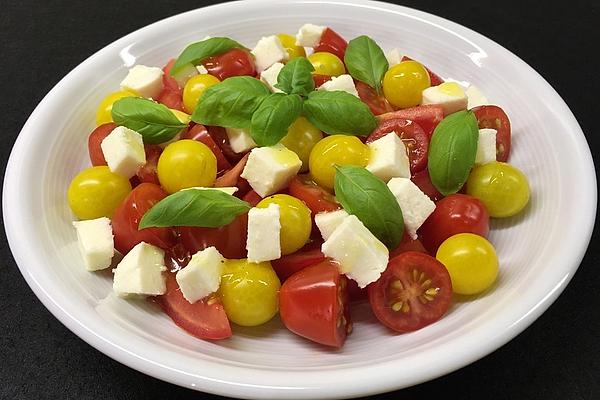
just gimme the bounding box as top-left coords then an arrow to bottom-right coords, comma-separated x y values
1,1 -> 598,399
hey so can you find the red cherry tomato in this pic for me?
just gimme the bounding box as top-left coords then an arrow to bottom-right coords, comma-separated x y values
112,183 -> 177,254
206,126 -> 245,164
418,194 -> 490,254
181,124 -> 232,174
156,59 -> 184,111
214,153 -> 250,195
314,28 -> 348,60
472,105 -> 511,162
368,251 -> 452,333
390,234 -> 428,259
280,260 -> 350,347
271,241 -> 326,282
401,56 -> 444,86
161,59 -> 181,91
87,123 -> 116,166
378,104 -> 444,138
242,189 -> 263,206
288,175 -> 340,214
356,81 -> 394,115
411,168 -> 444,203
366,119 -> 429,173
135,145 -> 162,185
179,213 -> 248,259
313,74 -> 332,88
202,48 -> 257,81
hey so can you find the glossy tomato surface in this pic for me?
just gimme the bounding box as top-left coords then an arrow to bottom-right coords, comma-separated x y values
312,74 -> 332,88
270,240 -> 326,282
203,48 -> 256,81
411,168 -> 444,203
401,56 -> 444,86
88,123 -> 116,166
214,153 -> 249,194
389,234 -> 428,259
135,145 -> 162,185
288,175 -> 340,214
182,124 -> 232,174
156,59 -> 184,111
356,81 -> 394,115
472,105 -> 511,162
179,213 -> 248,259
314,28 -> 348,60
378,104 -> 444,138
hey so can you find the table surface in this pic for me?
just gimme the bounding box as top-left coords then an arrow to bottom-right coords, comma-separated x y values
1,0 -> 598,399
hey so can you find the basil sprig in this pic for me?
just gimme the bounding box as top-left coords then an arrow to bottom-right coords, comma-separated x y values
251,93 -> 303,146
111,97 -> 188,144
334,165 -> 404,250
344,35 -> 388,94
171,37 -> 245,75
139,189 -> 251,229
274,57 -> 315,97
428,110 -> 479,196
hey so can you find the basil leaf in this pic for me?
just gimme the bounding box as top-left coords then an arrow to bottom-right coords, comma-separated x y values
334,165 -> 404,250
274,57 -> 315,96
191,76 -> 270,129
428,110 -> 479,196
171,37 -> 245,75
344,35 -> 388,94
250,93 -> 303,146
303,91 -> 377,136
139,189 -> 251,229
111,97 -> 188,144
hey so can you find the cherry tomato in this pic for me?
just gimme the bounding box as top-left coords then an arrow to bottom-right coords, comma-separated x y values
280,260 -> 350,347
378,104 -> 444,138
368,251 -> 452,333
95,91 -> 135,126
181,124 -> 232,174
182,74 -> 220,114
356,81 -> 394,116
179,213 -> 248,259
161,59 -> 181,92
214,153 -> 249,193
270,240 -> 325,282
309,135 -> 369,190
346,279 -> 367,301
308,52 -> 346,77
112,183 -> 177,254
242,190 -> 263,206
277,33 -> 306,59
133,145 -> 161,185
157,139 -> 217,193
472,105 -> 511,162
313,74 -> 332,88
206,125 -> 244,164
288,175 -> 340,214
401,56 -> 444,86
87,123 -> 116,166
383,61 -> 431,109
314,28 -> 348,60
366,118 -> 429,173
411,169 -> 444,203
202,48 -> 257,81
389,234 -> 428,259
280,117 -> 323,172
157,89 -> 184,112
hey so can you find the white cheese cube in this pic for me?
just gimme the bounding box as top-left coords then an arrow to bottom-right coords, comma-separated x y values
251,35 -> 288,72
317,74 -> 359,97
120,65 -> 164,99
196,65 -> 209,74
295,23 -> 326,47
322,215 -> 389,288
101,126 -> 146,178
366,132 -> 411,182
113,242 -> 167,297
260,62 -> 285,93
315,209 -> 349,241
171,63 -> 198,88
246,204 -> 281,263
475,128 -> 497,165
241,144 -> 302,197
72,217 -> 114,271
421,82 -> 468,115
387,178 -> 436,240
466,85 -> 489,109
225,127 -> 257,153
176,247 -> 225,304
385,48 -> 402,67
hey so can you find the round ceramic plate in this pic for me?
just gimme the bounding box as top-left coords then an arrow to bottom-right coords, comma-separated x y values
3,0 -> 596,398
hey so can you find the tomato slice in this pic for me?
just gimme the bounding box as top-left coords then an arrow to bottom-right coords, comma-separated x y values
356,80 -> 394,116
472,105 -> 511,162
135,145 -> 162,185
214,153 -> 250,195
271,240 -> 325,282
156,59 -> 184,111
202,48 -> 256,81
280,260 -> 350,347
181,124 -> 232,174
389,234 -> 428,259
368,251 -> 452,333
288,175 -> 340,214
410,168 -> 444,202
242,189 -> 263,206
401,56 -> 444,86
314,28 -> 348,60
366,118 -> 429,173
313,74 -> 332,88
179,213 -> 248,259
378,104 -> 444,139
88,123 -> 116,166
161,59 -> 182,92
206,126 -> 245,164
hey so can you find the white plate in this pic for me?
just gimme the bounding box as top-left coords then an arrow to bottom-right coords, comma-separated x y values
3,0 -> 596,398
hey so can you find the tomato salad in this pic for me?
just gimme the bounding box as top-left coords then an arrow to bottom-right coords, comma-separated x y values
68,24 -> 530,348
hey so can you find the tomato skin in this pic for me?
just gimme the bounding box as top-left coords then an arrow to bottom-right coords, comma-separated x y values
203,48 -> 257,81
179,213 -> 248,259
134,145 -> 162,185
313,74 -> 332,88
88,123 -> 116,166
214,153 -> 250,196
156,59 -> 184,111
271,241 -> 326,282
378,104 -> 444,138
288,175 -> 340,214
112,183 -> 177,254
356,81 -> 394,116
401,56 -> 444,86
161,59 -> 182,92
472,105 -> 511,162
206,126 -> 244,164
411,169 -> 444,203
346,279 -> 367,301
242,189 -> 263,206
314,28 -> 348,60
308,52 -> 346,77
279,260 -> 350,347
389,234 -> 428,259
181,124 -> 232,174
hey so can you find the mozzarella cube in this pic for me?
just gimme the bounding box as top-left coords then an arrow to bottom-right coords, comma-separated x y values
260,62 -> 285,93
120,65 -> 164,99
295,23 -> 326,47
241,144 -> 302,197
318,74 -> 359,97
246,204 -> 281,263
421,82 -> 468,115
101,126 -> 146,178
387,178 -> 436,239
176,247 -> 225,304
366,132 -> 411,182
251,35 -> 288,72
113,242 -> 167,297
196,65 -> 209,74
72,217 -> 114,271
466,85 -> 489,109
385,48 -> 402,67
475,128 -> 497,165
225,127 -> 257,153
315,209 -> 349,241
322,215 -> 389,288
171,63 -> 198,88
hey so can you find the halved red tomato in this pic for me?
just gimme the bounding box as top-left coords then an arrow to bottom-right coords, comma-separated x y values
313,74 -> 332,88
356,80 -> 394,115
472,105 -> 511,162
288,175 -> 340,214
88,123 -> 116,166
182,124 -> 232,174
135,145 -> 162,185
179,213 -> 248,259
378,104 -> 444,139
411,168 -> 444,203
156,59 -> 184,111
202,48 -> 256,81
401,56 -> 444,86
271,240 -> 325,282
314,28 -> 348,60
368,251 -> 452,333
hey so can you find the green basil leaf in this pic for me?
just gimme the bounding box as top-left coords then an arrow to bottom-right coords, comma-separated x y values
428,110 -> 479,196
344,35 -> 388,94
303,91 -> 377,136
274,57 -> 315,96
171,37 -> 245,75
111,97 -> 188,144
250,93 -> 303,146
191,76 -> 270,129
139,189 -> 251,229
334,165 -> 404,250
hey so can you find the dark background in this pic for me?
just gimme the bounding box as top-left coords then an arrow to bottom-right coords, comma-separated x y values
1,1 -> 598,399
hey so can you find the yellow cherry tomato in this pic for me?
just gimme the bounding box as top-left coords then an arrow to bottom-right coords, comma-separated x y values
277,33 -> 306,60
157,139 -> 217,193
182,74 -> 220,114
309,135 -> 369,190
219,259 -> 281,326
67,166 -> 132,220
308,52 -> 346,77
436,233 -> 499,295
95,90 -> 135,126
257,194 -> 312,255
466,161 -> 530,218
280,117 -> 323,172
383,60 -> 431,108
